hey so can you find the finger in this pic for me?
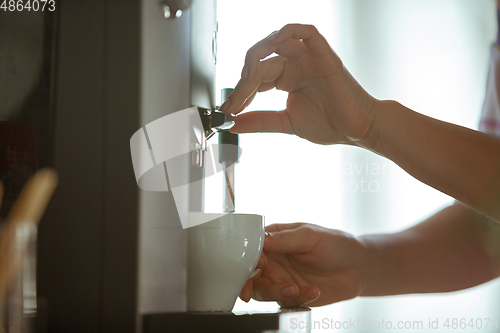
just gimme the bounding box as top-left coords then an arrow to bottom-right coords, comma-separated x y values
274,38 -> 307,58
223,56 -> 285,115
230,110 -> 294,134
263,225 -> 320,253
243,37 -> 307,79
239,280 -> 253,302
236,90 -> 257,114
278,286 -> 321,308
257,80 -> 277,93
235,77 -> 279,114
252,279 -> 321,305
236,80 -> 278,114
239,253 -> 267,302
255,253 -> 266,269
252,278 -> 300,301
265,223 -> 307,233
269,24 -> 331,56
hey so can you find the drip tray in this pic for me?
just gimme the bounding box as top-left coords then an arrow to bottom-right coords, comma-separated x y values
143,307 -> 311,333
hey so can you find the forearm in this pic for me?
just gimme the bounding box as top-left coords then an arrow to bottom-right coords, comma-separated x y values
359,204 -> 500,296
360,99 -> 500,222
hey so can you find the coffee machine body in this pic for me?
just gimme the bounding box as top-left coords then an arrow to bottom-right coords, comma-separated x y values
38,0 -> 216,331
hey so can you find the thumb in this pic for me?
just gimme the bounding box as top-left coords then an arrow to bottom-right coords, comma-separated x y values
230,110 -> 294,134
264,226 -> 319,254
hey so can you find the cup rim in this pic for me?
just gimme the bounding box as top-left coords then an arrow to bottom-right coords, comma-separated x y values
189,213 -> 264,229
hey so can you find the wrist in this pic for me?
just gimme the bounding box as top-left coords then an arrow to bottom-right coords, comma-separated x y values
356,99 -> 407,154
355,98 -> 386,151
357,234 -> 386,297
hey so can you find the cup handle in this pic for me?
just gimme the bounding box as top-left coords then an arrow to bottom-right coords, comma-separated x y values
249,268 -> 260,279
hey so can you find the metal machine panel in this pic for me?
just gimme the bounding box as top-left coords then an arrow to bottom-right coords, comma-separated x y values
138,0 -> 216,317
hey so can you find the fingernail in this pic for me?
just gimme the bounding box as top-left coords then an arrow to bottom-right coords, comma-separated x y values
257,257 -> 264,268
265,232 -> 272,238
220,99 -> 231,112
305,287 -> 319,300
280,286 -> 297,298
242,66 -> 248,79
268,31 -> 280,40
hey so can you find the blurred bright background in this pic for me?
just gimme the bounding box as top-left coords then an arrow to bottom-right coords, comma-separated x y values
206,0 -> 500,332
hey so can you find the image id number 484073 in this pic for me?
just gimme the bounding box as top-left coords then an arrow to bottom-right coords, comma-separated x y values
1,0 -> 55,11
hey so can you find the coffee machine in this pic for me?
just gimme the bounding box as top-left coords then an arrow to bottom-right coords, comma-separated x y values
31,0 -> 310,332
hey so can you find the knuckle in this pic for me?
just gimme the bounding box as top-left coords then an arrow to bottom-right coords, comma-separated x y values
298,225 -> 322,245
245,43 -> 261,62
298,225 -> 316,238
281,23 -> 295,34
306,24 -> 319,33
244,49 -> 255,63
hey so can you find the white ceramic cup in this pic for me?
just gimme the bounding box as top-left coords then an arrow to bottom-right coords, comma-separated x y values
187,213 -> 265,312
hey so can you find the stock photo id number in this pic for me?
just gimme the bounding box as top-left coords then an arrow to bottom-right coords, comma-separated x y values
1,0 -> 55,11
